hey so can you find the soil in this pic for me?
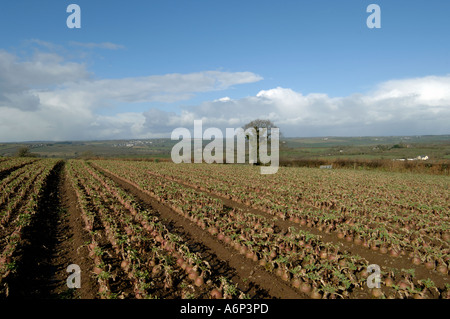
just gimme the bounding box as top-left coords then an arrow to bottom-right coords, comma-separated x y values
1,159 -> 448,300
94,164 -> 308,299
142,170 -> 450,291
4,161 -> 97,299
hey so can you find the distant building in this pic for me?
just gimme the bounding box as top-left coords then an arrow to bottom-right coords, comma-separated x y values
393,155 -> 428,161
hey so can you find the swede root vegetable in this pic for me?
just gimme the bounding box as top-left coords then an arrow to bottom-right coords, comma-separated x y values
437,265 -> 448,275
194,276 -> 204,287
292,278 -> 301,289
442,233 -> 450,242
371,288 -> 383,298
98,284 -> 110,295
0,256 -> 11,265
88,242 -> 97,251
425,261 -> 435,270
398,281 -> 409,290
384,277 -> 394,287
188,270 -> 199,281
389,249 -> 399,257
176,257 -> 185,267
310,289 -> 322,299
281,270 -> 290,282
210,288 -> 222,299
358,269 -> 368,279
276,267 -> 284,278
135,291 -> 145,299
245,251 -> 254,260
93,266 -> 103,275
152,265 -> 162,276
121,260 -> 130,271
269,250 -> 277,260
185,264 -> 193,274
93,256 -> 102,265
208,227 -> 218,236
411,256 -> 421,265
300,283 -> 311,294
319,251 -> 328,260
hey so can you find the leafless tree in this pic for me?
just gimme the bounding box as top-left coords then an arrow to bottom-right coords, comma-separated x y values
242,119 -> 279,165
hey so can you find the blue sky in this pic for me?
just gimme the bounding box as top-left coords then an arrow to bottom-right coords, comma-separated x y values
0,0 -> 449,141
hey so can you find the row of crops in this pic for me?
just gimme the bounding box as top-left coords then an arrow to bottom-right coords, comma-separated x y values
111,161 -> 449,273
0,159 -> 61,294
66,160 -> 242,299
88,160 -> 450,299
1,158 -> 448,299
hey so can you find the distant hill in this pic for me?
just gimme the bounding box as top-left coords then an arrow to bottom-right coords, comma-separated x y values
1,135 -> 449,161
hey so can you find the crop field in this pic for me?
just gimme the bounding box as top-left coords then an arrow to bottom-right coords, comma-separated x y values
0,158 -> 449,299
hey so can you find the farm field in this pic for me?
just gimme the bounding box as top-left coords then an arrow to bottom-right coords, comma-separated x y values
2,135 -> 450,162
0,158 -> 449,299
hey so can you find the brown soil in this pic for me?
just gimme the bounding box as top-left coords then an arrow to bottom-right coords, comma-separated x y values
139,170 -> 450,292
58,167 -> 98,298
2,159 -> 447,299
93,164 -> 309,299
4,161 -> 98,299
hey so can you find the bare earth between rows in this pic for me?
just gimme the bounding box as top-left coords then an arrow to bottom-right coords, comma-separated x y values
140,169 -> 449,289
92,164 -> 313,299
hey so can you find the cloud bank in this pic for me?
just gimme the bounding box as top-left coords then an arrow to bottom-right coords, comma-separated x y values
0,48 -> 449,142
141,76 -> 450,137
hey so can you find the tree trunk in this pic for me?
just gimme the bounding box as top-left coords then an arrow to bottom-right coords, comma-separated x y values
255,126 -> 260,165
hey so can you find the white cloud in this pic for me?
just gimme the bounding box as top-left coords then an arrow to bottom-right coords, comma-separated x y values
141,76 -> 450,137
0,47 -> 448,142
0,51 -> 89,87
368,75 -> 450,107
0,49 -> 263,142
214,97 -> 231,102
37,71 -> 263,114
0,50 -> 89,111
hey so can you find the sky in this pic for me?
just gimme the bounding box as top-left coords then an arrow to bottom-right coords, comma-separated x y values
0,0 -> 449,142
